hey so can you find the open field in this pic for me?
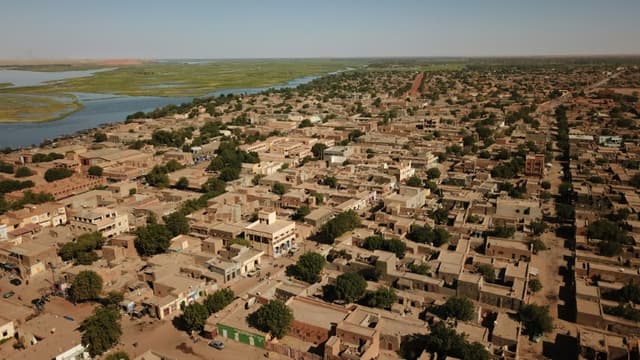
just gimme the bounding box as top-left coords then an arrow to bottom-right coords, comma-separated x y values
0,93 -> 82,123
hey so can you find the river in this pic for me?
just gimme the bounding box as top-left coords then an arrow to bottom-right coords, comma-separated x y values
0,71 -> 320,148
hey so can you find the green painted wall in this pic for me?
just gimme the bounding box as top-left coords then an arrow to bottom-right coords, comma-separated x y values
217,323 -> 266,348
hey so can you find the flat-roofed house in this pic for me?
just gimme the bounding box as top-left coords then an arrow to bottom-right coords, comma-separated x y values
245,211 -> 296,257
69,207 -> 129,238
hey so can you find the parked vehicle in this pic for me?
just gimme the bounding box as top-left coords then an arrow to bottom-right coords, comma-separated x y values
208,340 -> 224,349
3,291 -> 15,299
10,278 -> 22,286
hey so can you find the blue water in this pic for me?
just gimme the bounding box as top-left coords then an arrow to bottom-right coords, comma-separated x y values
0,74 -> 321,148
0,68 -> 114,87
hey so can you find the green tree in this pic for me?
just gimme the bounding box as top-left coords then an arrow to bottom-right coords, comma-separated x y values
94,132 -> 108,143
529,238 -> 547,252
175,177 -> 189,190
272,182 -> 286,196
407,225 -> 450,247
298,119 -> 313,128
425,180 -> 438,192
362,235 -> 406,259
0,161 -> 13,174
322,176 -> 338,188
335,272 -> 367,303
204,288 -> 235,314
145,165 -> 170,188
629,173 -> 640,188
555,203 -> 575,222
426,167 -> 441,179
182,302 -> 210,333
70,270 -> 103,303
103,291 -> 125,307
618,283 -> 640,304
476,264 -> 495,283
201,177 -> 226,195
317,210 -> 360,244
488,226 -> 515,238
518,304 -> 553,338
365,286 -> 397,309
540,181 -> 551,190
433,296 -> 475,321
164,159 -> 184,172
406,175 -> 423,187
105,352 -> 130,360
400,321 -> 489,360
81,306 -> 122,357
88,166 -> 103,177
247,300 -> 293,339
164,211 -> 190,236
44,167 -> 74,182
291,205 -> 310,221
530,219 -> 548,236
286,252 -> 326,283
311,143 -> 328,159
134,223 -> 173,256
528,279 -> 543,293
430,208 -> 449,225
408,262 -> 430,275
463,135 -> 476,147
14,166 -> 33,178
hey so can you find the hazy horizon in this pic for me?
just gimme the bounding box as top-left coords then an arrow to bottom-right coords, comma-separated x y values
1,0 -> 640,60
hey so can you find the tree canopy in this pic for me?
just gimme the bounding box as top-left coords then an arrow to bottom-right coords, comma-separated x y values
407,225 -> 450,247
311,143 -> 328,159
134,223 -> 173,256
182,302 -> 210,333
334,272 -> 367,303
476,264 -> 496,283
361,235 -> 406,259
426,167 -> 441,179
164,211 -> 190,237
432,296 -> 475,321
204,288 -> 235,314
400,321 -> 490,360
44,167 -> 74,182
88,165 -> 103,177
81,306 -> 122,357
588,219 -> 632,257
406,175 -> 423,187
518,304 -> 553,338
364,286 -> 397,309
317,210 -> 360,244
247,300 -> 293,339
14,166 -> 34,178
70,270 -> 103,303
286,252 -> 326,283
105,352 -> 130,360
59,232 -> 105,265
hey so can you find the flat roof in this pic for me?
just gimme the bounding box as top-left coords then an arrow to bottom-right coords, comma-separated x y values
246,218 -> 294,234
289,297 -> 349,329
492,312 -> 519,342
576,297 -> 602,317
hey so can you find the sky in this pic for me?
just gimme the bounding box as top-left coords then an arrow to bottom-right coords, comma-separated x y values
1,0 -> 639,59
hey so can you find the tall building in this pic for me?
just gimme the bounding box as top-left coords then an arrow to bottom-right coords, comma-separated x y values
244,211 -> 295,257
524,153 -> 545,177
